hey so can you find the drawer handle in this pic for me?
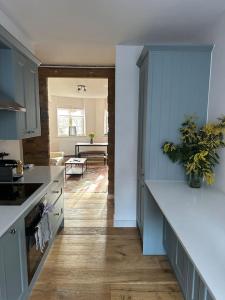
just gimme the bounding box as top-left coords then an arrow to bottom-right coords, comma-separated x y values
54,212 -> 60,216
53,180 -> 59,183
10,228 -> 16,235
52,190 -> 60,194
27,130 -> 35,134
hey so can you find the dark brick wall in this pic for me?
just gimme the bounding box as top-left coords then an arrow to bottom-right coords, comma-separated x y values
22,67 -> 115,195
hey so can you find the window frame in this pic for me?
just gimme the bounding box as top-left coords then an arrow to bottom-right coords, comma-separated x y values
104,109 -> 109,135
57,107 -> 86,137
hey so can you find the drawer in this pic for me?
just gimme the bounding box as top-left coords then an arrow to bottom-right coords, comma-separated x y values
49,194 -> 64,234
46,176 -> 64,205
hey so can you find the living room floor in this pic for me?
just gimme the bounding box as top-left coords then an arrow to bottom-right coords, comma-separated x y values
30,163 -> 183,300
64,162 -> 108,194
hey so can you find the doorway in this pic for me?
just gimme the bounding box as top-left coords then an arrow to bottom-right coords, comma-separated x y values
22,67 -> 115,195
48,77 -> 109,193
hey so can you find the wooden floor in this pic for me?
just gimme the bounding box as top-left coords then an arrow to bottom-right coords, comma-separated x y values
30,173 -> 183,299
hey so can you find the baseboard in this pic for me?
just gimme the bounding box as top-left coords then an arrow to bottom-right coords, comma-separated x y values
113,219 -> 137,227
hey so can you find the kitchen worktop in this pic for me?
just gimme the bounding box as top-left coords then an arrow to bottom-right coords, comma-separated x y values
0,166 -> 64,238
145,180 -> 225,300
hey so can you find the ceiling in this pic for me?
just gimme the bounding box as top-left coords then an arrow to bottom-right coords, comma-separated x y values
0,0 -> 225,65
48,78 -> 108,99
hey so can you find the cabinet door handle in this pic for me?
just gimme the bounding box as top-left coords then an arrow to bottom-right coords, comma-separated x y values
54,212 -> 60,216
53,180 -> 59,183
9,228 -> 16,235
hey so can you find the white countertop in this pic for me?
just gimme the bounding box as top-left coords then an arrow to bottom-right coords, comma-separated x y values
145,180 -> 225,300
0,166 -> 64,238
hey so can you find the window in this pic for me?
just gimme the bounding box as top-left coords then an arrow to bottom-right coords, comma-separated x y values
57,108 -> 85,136
104,110 -> 108,135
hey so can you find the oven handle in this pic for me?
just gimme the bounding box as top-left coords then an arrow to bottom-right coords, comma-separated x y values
25,218 -> 41,236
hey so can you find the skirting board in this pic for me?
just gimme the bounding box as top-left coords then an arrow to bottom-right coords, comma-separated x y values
113,220 -> 137,227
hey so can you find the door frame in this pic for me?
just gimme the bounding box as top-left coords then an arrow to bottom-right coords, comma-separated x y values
22,66 -> 115,195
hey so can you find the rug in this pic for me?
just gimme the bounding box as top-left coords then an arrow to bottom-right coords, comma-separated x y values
64,163 -> 108,193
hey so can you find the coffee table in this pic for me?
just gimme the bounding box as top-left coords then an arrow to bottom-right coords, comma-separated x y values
64,158 -> 87,179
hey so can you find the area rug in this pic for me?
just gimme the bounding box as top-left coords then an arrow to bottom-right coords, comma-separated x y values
64,163 -> 108,193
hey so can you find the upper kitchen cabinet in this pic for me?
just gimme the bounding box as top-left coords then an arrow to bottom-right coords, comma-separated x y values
0,25 -> 41,140
136,45 -> 212,254
137,45 -> 212,182
24,58 -> 41,137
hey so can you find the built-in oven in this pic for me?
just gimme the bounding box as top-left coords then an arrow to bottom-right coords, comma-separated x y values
25,194 -> 48,284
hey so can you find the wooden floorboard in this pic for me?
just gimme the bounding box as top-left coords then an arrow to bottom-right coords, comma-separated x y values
30,170 -> 183,300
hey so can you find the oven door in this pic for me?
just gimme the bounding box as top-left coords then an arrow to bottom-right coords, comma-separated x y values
25,197 -> 48,284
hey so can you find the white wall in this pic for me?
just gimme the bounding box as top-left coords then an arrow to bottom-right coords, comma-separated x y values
199,12 -> 225,193
49,95 -> 108,155
0,140 -> 22,160
114,45 -> 143,227
0,8 -> 34,53
114,14 -> 225,228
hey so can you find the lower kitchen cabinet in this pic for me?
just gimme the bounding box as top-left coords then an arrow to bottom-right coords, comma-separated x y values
163,218 -> 215,300
163,218 -> 177,268
175,239 -> 189,294
0,243 -> 7,300
0,218 -> 27,300
193,272 -> 207,300
49,194 -> 64,234
206,292 -> 214,300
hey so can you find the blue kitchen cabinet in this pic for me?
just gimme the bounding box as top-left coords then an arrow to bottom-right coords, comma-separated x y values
23,59 -> 41,138
206,291 -> 214,300
163,219 -> 177,268
163,217 -> 216,300
136,45 -> 212,255
0,240 -> 7,300
0,218 -> 27,300
175,240 -> 189,295
163,219 -> 189,296
12,49 -> 27,138
0,27 -> 41,140
193,272 -> 207,300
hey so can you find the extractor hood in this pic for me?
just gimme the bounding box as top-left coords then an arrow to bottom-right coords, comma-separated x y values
0,93 -> 26,112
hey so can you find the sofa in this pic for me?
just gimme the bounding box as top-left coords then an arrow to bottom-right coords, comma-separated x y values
50,152 -> 64,166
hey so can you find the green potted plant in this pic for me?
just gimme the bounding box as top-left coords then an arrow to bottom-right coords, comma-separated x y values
89,132 -> 95,144
162,116 -> 225,188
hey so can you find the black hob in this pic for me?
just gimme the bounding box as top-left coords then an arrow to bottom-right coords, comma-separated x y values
0,183 -> 43,205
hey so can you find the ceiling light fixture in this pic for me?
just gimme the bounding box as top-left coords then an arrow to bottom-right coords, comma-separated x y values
77,84 -> 87,92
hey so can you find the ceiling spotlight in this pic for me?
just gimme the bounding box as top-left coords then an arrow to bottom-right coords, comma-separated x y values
77,84 -> 87,92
